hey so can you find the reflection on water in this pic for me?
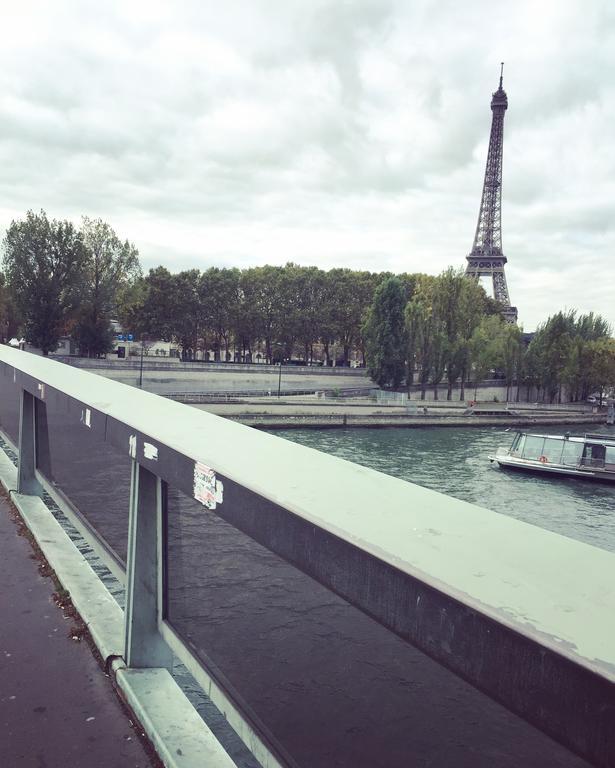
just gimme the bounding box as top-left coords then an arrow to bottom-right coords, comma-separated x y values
164,425 -> 599,768
167,484 -> 591,768
275,425 -> 615,552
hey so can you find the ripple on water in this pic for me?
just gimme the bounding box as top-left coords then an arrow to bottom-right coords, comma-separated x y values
274,425 -> 615,552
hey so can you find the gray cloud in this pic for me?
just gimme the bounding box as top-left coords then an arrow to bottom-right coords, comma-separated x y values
0,0 -> 614,331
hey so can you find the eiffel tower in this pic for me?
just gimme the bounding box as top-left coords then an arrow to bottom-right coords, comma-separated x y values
465,64 -> 518,323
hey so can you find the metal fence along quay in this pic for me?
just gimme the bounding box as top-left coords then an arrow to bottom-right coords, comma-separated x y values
0,344 -> 613,768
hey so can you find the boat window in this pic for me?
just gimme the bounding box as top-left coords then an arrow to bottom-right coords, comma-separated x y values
542,437 -> 564,463
605,446 -> 615,466
510,433 -> 524,455
561,440 -> 583,466
582,443 -> 606,468
521,435 -> 545,460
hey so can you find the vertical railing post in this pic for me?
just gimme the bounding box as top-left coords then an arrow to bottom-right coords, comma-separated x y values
124,460 -> 172,668
17,389 -> 41,495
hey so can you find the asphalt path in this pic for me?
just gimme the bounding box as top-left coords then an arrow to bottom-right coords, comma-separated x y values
0,492 -> 158,768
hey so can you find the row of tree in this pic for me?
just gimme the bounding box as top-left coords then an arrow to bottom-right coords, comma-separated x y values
0,210 -> 428,363
2,210 -> 614,402
1,210 -> 140,355
364,274 -> 615,402
121,264 -> 421,365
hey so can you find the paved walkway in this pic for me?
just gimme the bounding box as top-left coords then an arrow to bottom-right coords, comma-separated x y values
0,493 -> 157,768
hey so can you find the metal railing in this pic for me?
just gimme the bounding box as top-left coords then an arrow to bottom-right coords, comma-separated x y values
0,345 -> 614,768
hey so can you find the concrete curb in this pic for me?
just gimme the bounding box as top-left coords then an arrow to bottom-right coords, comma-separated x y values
116,667 -> 237,768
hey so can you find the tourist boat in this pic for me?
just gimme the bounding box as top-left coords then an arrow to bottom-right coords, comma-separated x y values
489,431 -> 615,483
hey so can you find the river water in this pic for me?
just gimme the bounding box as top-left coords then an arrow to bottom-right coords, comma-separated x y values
274,424 -> 615,552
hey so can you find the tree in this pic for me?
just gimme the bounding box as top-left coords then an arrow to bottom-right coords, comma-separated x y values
202,267 -> 240,361
73,217 -> 141,356
293,266 -> 326,363
174,270 -> 206,359
468,315 -> 504,400
499,322 -> 523,401
589,338 -> 615,403
529,312 -> 576,402
2,210 -> 87,354
405,276 -> 438,399
133,267 -> 181,342
116,277 -> 147,338
435,270 -> 487,400
0,272 -> 19,342
363,277 -> 407,388
329,269 -> 378,366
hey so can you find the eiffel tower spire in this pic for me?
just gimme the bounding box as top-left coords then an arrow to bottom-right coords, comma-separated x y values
465,64 -> 518,323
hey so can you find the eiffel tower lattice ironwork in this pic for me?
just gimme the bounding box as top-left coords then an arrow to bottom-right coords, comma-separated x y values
465,64 -> 518,323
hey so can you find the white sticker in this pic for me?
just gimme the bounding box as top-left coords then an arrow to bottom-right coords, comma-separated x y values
81,408 -> 91,428
37,382 -> 45,399
128,434 -> 137,458
194,462 -> 223,509
143,442 -> 158,461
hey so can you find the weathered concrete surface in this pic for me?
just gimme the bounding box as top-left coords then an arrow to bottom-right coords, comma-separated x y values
0,494 -> 157,768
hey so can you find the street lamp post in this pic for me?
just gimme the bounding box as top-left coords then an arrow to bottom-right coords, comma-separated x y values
274,343 -> 283,398
139,337 -> 146,388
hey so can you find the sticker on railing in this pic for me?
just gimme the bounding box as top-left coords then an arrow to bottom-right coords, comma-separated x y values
129,434 -> 137,458
37,382 -> 45,399
81,408 -> 91,428
193,461 -> 223,509
143,442 -> 158,461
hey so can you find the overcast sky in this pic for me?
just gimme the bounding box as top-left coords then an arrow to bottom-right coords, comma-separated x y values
1,0 -> 614,331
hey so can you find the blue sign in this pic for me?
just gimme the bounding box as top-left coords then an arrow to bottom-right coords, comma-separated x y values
117,334 -> 125,341
127,334 -> 134,341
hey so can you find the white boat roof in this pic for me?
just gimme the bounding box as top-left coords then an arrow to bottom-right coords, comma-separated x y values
517,431 -> 615,447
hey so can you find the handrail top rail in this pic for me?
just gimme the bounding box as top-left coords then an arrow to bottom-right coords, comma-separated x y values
1,344 -> 615,676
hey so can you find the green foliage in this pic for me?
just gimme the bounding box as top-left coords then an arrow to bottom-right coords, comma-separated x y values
404,269 -> 489,399
2,210 -> 87,354
75,217 -> 141,357
469,315 -> 505,398
72,314 -> 115,357
202,267 -> 240,360
528,311 -> 613,402
363,277 -> 407,388
132,266 -> 180,342
327,268 -> 380,365
0,272 -> 17,341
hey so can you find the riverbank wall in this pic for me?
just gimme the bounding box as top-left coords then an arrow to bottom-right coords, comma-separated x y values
222,413 -> 607,430
188,399 -> 607,430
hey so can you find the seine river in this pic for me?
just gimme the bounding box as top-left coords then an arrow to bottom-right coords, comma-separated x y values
275,424 -> 615,552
